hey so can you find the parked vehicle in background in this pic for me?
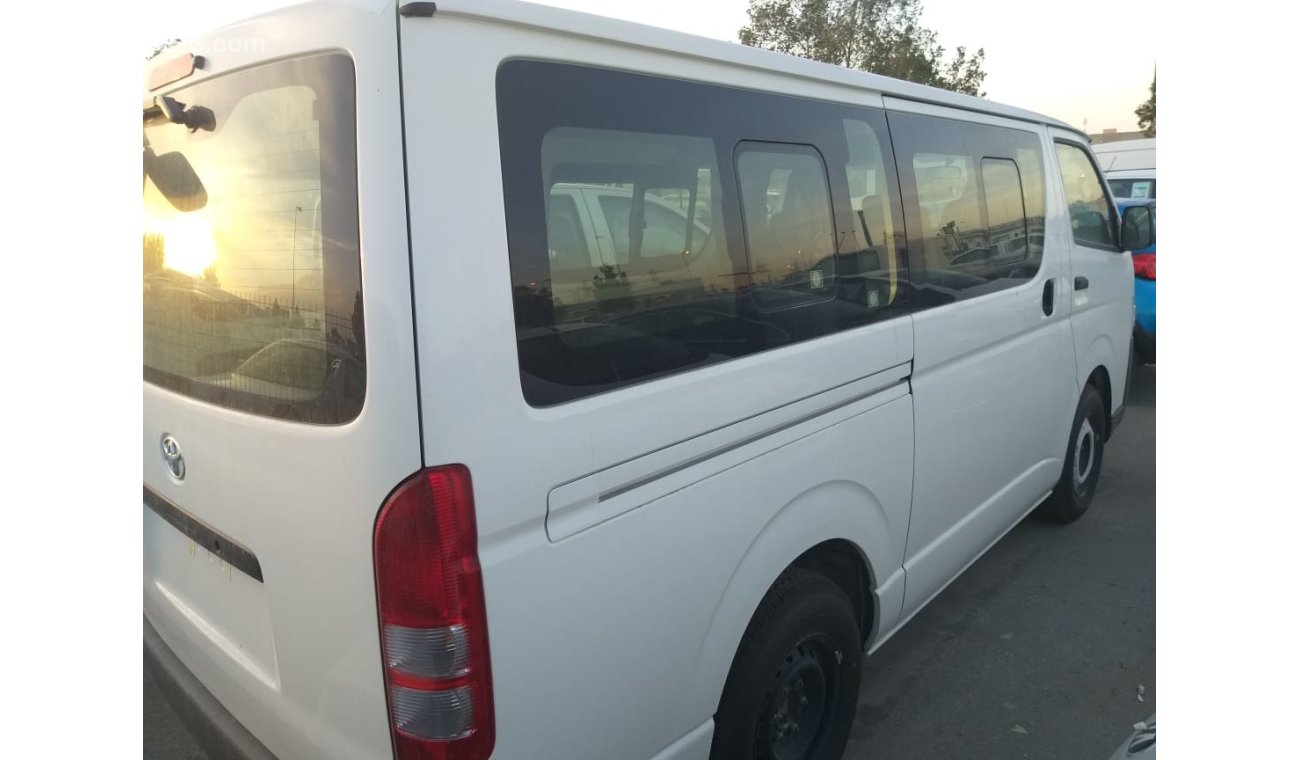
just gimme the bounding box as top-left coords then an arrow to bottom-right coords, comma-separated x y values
1093,138 -> 1155,200
142,2 -> 1152,759
1119,199 -> 1156,363
1109,715 -> 1156,759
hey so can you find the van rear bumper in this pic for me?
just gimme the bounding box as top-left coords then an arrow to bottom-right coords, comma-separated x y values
144,616 -> 279,760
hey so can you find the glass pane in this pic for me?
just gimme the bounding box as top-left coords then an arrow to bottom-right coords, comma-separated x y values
595,194 -> 697,261
1109,178 -> 1155,200
980,159 -> 1028,265
545,192 -> 592,271
1055,143 -> 1117,247
142,54 -> 363,422
887,111 -> 1046,304
914,153 -> 986,268
496,61 -> 911,405
737,147 -> 838,306
843,118 -> 899,305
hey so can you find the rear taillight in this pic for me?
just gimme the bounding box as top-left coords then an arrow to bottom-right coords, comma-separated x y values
1132,253 -> 1156,281
374,466 -> 494,760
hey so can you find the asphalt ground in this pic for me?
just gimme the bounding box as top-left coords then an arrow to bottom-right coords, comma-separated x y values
145,365 -> 1156,760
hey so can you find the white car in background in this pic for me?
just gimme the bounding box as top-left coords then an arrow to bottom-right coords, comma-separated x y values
1093,137 -> 1155,200
1109,715 -> 1156,759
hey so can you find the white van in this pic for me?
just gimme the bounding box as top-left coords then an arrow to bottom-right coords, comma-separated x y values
142,2 -> 1153,759
1092,137 -> 1156,200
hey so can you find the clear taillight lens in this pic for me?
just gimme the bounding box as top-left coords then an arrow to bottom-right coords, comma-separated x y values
374,466 -> 494,760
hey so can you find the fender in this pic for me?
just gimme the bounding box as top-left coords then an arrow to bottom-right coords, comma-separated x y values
689,478 -> 905,716
1077,332 -> 1127,416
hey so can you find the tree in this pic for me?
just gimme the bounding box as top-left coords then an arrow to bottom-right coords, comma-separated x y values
739,0 -> 988,96
144,234 -> 165,274
1135,72 -> 1155,137
201,264 -> 221,288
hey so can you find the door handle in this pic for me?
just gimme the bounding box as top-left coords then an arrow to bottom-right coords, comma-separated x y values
1042,279 -> 1055,316
1074,276 -> 1090,290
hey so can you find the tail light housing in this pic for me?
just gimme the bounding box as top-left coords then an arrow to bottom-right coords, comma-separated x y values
374,465 -> 494,760
1132,253 -> 1156,281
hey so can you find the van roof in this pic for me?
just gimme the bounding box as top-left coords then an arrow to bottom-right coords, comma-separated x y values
433,0 -> 1081,135
152,0 -> 1083,138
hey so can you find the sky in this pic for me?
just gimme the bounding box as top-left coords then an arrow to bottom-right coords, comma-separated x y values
139,0 -> 1156,132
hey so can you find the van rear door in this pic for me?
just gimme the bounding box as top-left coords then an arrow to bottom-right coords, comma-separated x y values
142,7 -> 418,759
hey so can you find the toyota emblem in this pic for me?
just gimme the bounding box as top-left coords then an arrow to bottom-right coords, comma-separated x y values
160,434 -> 186,481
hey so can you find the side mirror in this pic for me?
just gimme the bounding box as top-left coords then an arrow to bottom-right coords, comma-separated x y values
1120,204 -> 1154,251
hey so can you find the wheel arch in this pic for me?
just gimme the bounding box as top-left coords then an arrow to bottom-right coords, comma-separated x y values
691,479 -> 900,716
1077,331 -> 1125,437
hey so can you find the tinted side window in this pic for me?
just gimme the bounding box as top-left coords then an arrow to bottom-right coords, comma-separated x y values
980,159 -> 1029,268
889,111 -> 1046,306
843,118 -> 903,306
545,192 -> 591,271
736,144 -> 838,307
1055,142 -> 1118,248
497,61 -> 907,406
595,192 -> 702,260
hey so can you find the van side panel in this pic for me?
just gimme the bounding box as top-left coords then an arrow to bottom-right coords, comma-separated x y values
399,12 -> 915,760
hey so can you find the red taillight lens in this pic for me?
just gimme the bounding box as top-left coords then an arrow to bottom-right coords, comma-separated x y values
1132,253 -> 1156,281
375,466 -> 494,760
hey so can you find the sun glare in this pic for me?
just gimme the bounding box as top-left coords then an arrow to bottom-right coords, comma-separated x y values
151,212 -> 220,278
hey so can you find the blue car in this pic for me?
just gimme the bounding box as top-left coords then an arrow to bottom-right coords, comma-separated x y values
1118,199 -> 1155,363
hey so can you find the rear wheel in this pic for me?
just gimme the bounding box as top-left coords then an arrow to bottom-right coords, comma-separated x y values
1038,384 -> 1107,523
711,569 -> 861,760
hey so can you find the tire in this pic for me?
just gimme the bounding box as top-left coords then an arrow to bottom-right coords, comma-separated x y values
1038,384 -> 1107,523
710,569 -> 861,760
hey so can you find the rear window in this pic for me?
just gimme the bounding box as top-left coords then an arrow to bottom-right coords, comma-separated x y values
143,54 -> 363,423
1108,178 -> 1155,199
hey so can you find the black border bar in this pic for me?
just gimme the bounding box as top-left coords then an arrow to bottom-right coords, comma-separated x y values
144,486 -> 264,583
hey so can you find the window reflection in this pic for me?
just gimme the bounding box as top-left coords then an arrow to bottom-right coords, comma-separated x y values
737,146 -> 838,304
142,55 -> 363,422
889,112 -> 1047,304
1055,143 -> 1117,247
498,62 -> 907,406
